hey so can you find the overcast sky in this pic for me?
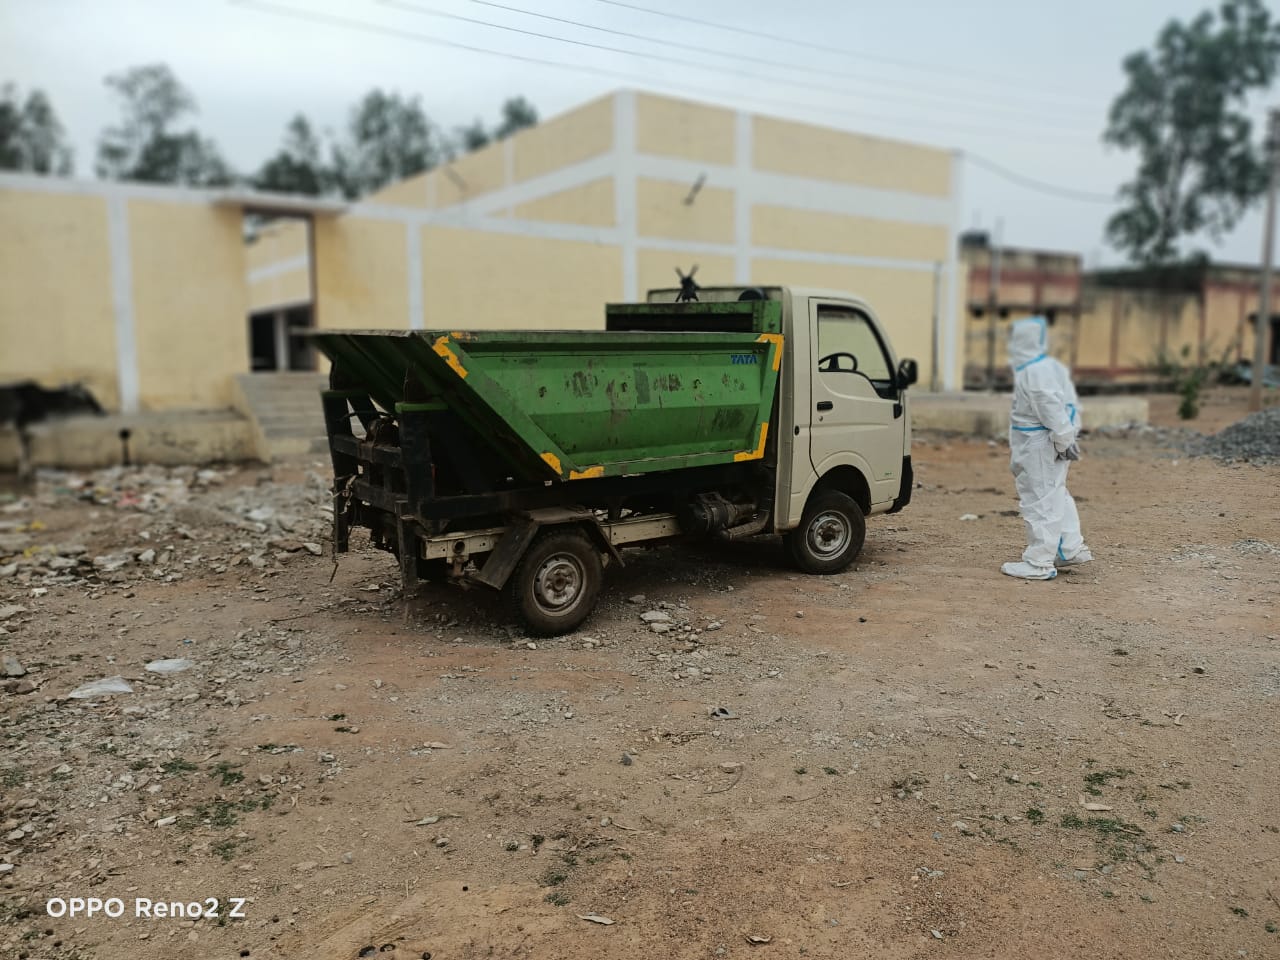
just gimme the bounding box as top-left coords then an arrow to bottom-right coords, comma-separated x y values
2,0 -> 1276,267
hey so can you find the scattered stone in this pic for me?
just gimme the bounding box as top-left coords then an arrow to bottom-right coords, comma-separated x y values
953,821 -> 971,835
14,679 -> 36,695
960,513 -> 979,521
0,864 -> 13,875
154,816 -> 177,828
6,828 -> 24,842
294,860 -> 318,872
620,753 -> 634,766
303,542 -> 323,556
627,594 -> 646,604
650,623 -> 671,634
137,548 -> 156,564
0,605 -> 27,621
1171,822 -> 1186,833
640,610 -> 672,623
719,761 -> 743,773
2,655 -> 25,678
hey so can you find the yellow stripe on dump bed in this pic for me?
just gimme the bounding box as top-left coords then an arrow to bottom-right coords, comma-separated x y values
734,422 -> 769,462
432,336 -> 468,379
756,333 -> 784,370
569,465 -> 604,480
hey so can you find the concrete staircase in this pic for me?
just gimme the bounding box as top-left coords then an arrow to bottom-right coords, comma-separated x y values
233,372 -> 330,460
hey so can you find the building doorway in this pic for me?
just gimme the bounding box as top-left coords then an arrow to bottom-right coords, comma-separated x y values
249,305 -> 315,371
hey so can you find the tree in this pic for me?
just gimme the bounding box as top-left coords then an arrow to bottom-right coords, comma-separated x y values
95,63 -> 233,186
330,89 -> 444,199
494,96 -> 537,140
0,84 -> 73,175
1104,0 -> 1280,264
254,114 -> 328,196
455,118 -> 491,153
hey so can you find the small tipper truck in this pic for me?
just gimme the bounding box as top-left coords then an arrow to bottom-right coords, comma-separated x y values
313,286 -> 918,635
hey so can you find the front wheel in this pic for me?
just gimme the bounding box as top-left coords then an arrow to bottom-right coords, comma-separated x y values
507,529 -> 603,636
785,491 -> 866,574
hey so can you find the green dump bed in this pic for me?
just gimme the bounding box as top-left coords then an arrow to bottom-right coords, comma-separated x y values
312,299 -> 783,484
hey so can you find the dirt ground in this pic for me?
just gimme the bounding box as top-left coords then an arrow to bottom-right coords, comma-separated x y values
2,387 -> 1279,960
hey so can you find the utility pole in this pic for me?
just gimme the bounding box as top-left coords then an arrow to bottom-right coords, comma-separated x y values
1250,108 -> 1280,413
985,218 -> 1003,390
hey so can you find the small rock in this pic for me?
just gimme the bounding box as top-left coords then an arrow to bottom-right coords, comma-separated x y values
155,816 -> 177,828
620,753 -> 634,766
434,837 -> 449,848
14,679 -> 36,695
719,761 -> 743,773
953,821 -> 970,834
294,861 -> 318,872
0,605 -> 27,621
959,513 -> 979,521
5,828 -> 24,842
1171,822 -> 1185,833
650,623 -> 671,634
2,656 -> 25,678
931,930 -> 944,940
1192,666 -> 1206,675
137,548 -> 156,565
627,594 -> 646,604
1174,855 -> 1186,864
303,542 -> 323,556
0,863 -> 13,874
641,610 -> 672,623
341,852 -> 353,864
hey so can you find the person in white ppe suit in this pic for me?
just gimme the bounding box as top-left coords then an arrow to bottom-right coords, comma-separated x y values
1002,316 -> 1093,580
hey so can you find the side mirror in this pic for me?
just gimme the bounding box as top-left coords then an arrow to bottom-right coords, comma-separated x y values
897,358 -> 919,389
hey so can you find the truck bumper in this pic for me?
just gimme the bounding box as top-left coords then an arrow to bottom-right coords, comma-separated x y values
887,456 -> 913,514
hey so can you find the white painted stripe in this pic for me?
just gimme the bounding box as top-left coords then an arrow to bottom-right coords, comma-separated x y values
635,236 -> 936,272
246,254 -> 308,284
747,245 -> 940,273
942,150 -> 963,390
614,91 -> 638,300
449,154 -> 616,219
734,111 -> 752,284
405,222 -> 424,330
0,172 -> 346,214
636,155 -> 954,228
249,298 -> 311,315
106,196 -> 140,415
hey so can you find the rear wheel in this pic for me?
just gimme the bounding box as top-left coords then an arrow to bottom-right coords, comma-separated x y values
507,529 -> 603,636
786,491 -> 866,574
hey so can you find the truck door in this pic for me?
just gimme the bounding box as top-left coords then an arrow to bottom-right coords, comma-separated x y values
807,299 -> 904,506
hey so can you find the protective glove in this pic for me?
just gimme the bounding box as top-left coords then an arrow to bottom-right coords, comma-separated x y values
1056,441 -> 1081,462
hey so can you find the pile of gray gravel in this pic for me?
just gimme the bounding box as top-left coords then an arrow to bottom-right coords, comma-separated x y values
1189,406 -> 1280,464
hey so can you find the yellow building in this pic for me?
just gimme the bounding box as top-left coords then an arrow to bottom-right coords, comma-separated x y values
4,89 -> 965,462
247,90 -> 963,389
1074,264 -> 1276,386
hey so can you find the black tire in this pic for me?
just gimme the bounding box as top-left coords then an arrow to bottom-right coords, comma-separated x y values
507,529 -> 603,636
785,490 -> 866,574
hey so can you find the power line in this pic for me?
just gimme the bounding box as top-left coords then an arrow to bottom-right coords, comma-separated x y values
963,152 -> 1116,204
587,0 -> 1103,105
228,0 -> 1093,145
468,0 -> 1100,119
378,0 -> 1098,131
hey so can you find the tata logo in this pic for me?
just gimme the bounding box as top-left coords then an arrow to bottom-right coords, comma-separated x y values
730,354 -> 758,365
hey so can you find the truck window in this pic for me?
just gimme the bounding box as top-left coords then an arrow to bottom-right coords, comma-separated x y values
816,306 -> 894,395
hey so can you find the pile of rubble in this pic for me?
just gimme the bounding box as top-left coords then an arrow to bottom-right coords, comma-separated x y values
1188,406 -> 1280,464
0,463 -> 333,589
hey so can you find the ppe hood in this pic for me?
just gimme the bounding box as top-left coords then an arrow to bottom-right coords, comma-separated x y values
1008,316 -> 1049,370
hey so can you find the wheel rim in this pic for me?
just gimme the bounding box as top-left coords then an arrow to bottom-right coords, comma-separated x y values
807,511 -> 850,558
533,553 -> 585,615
